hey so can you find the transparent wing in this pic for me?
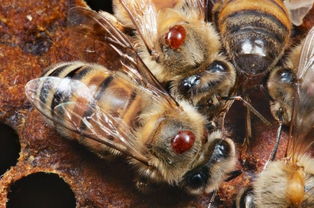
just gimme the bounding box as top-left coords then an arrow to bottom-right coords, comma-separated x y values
284,0 -> 314,26
68,7 -> 179,108
289,27 -> 314,157
66,7 -> 130,68
297,27 -> 314,79
118,0 -> 160,57
25,77 -> 149,165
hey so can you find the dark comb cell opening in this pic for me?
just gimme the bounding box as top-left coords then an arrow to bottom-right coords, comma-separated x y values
85,0 -> 113,12
7,173 -> 76,208
0,123 -> 21,176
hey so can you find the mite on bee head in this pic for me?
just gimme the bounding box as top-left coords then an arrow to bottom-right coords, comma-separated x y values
112,0 -> 237,121
25,7 -> 237,195
236,27 -> 314,208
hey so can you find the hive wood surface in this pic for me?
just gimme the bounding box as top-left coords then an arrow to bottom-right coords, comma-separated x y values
0,0 -> 313,207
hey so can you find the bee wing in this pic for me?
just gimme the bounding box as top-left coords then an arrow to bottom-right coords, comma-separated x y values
284,0 -> 314,26
66,7 -> 130,67
68,7 -> 179,108
117,0 -> 161,57
25,77 -> 149,165
289,27 -> 314,157
297,27 -> 314,80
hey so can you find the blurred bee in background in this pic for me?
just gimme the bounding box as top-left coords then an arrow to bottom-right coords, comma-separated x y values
112,0 -> 268,124
236,27 -> 314,208
210,0 -> 293,142
267,24 -> 314,161
266,41 -> 301,162
211,0 -> 292,83
25,7 -> 237,195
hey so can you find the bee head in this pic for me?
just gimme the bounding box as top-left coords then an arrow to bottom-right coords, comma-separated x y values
267,67 -> 296,124
141,101 -> 235,193
181,136 -> 236,195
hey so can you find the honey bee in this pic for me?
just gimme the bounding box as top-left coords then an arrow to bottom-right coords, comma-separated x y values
24,7 -> 237,195
209,0 -> 292,142
236,27 -> 314,208
267,45 -> 301,126
212,0 -> 292,84
266,27 -> 314,160
112,0 -> 237,121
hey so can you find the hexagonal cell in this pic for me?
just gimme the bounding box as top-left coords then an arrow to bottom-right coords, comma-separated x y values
7,172 -> 76,208
0,123 -> 21,176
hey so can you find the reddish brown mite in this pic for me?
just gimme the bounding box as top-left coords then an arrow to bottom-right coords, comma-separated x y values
165,25 -> 187,50
171,130 -> 196,154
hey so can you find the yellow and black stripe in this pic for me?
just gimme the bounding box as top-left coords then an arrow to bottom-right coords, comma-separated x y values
35,62 -> 146,150
213,0 -> 292,76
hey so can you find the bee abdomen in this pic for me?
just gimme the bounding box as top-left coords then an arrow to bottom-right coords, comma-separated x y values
38,62 -> 89,118
217,0 -> 292,75
37,62 -> 144,135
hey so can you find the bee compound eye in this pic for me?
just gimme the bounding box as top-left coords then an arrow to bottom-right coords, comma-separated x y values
210,139 -> 231,163
181,75 -> 200,89
165,25 -> 186,49
187,171 -> 208,189
178,75 -> 201,97
207,61 -> 227,73
238,187 -> 255,208
171,130 -> 195,154
279,69 -> 294,83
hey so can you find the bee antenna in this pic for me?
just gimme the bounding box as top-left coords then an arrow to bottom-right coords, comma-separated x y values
264,119 -> 283,169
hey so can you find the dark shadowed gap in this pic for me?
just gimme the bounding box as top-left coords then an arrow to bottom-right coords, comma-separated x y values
85,0 -> 113,13
7,173 -> 76,208
0,123 -> 20,176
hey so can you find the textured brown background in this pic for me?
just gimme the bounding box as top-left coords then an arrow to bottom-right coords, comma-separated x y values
0,1 -> 313,208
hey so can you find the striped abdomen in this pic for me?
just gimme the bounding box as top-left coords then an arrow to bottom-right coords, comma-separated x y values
215,0 -> 292,76
36,62 -> 146,154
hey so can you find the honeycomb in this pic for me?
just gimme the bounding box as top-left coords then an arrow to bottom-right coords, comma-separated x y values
0,0 -> 313,207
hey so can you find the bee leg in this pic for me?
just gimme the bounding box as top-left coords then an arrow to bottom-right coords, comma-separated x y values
220,99 -> 235,133
222,96 -> 271,126
241,97 -> 252,159
244,106 -> 252,147
263,108 -> 284,169
207,190 -> 218,208
221,95 -> 270,156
